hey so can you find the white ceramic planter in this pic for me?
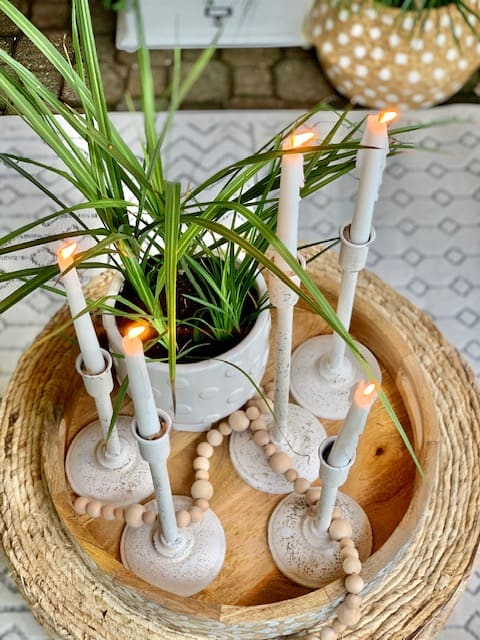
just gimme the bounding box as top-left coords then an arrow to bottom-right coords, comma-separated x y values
103,271 -> 271,432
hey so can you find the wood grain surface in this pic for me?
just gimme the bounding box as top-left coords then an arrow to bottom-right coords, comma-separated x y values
45,257 -> 421,612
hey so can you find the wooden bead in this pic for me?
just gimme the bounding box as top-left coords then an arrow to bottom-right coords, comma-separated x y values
345,593 -> 362,609
86,499 -> 103,518
142,510 -> 156,525
228,410 -> 250,432
206,429 -> 223,447
195,498 -> 209,512
294,477 -> 310,494
336,603 -> 361,626
125,504 -> 145,528
100,503 -> 116,521
332,507 -> 342,520
197,441 -> 214,458
73,496 -> 89,515
257,397 -> 273,414
195,469 -> 209,481
343,557 -> 362,574
329,518 -> 353,541
246,406 -> 260,421
305,487 -> 321,505
284,468 -> 298,482
253,430 -> 270,447
264,381 -> 274,393
193,456 -> 210,471
320,627 -> 337,640
263,443 -> 277,458
345,573 -> 364,595
191,479 -> 214,500
269,451 -> 292,474
332,619 -> 347,633
218,421 -> 232,436
250,417 -> 267,432
189,506 -> 203,523
341,547 -> 359,560
266,389 -> 275,400
176,509 -> 191,528
114,507 -> 125,521
340,538 -> 355,548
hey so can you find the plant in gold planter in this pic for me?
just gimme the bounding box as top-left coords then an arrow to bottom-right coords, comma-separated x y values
307,0 -> 480,109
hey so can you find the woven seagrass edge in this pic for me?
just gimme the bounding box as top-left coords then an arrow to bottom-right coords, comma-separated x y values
0,253 -> 478,639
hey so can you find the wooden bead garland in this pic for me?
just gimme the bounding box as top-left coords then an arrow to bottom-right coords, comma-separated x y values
72,386 -> 365,636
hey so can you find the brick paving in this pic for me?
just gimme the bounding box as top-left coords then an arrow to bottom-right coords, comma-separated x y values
0,0 -> 478,115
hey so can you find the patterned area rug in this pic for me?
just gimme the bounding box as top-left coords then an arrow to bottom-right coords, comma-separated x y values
0,106 -> 479,639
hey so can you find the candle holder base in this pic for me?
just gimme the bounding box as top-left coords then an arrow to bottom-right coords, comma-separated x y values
268,490 -> 372,588
229,403 -> 326,494
65,416 -> 154,506
290,335 -> 382,420
120,496 -> 226,597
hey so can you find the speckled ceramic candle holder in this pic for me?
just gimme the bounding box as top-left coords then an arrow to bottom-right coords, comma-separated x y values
290,225 -> 381,420
120,411 -> 226,596
267,437 -> 372,588
229,253 -> 327,494
65,350 -> 154,506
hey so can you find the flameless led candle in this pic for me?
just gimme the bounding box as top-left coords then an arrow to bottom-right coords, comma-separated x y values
350,110 -> 398,245
276,129 -> 316,259
57,242 -> 105,374
122,325 -> 161,438
328,380 -> 378,467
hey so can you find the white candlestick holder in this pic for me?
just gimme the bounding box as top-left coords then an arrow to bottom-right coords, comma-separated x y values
230,253 -> 326,494
65,349 -> 154,506
290,224 -> 382,420
120,411 -> 226,597
267,436 -> 372,588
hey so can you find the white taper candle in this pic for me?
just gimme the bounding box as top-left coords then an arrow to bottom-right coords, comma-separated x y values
276,130 -> 315,260
327,380 -> 378,467
122,325 -> 160,438
350,110 -> 397,245
272,130 -> 315,443
58,243 -> 105,374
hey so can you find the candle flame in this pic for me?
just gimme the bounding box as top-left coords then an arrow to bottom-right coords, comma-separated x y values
363,382 -> 377,397
354,379 -> 377,408
59,242 -> 77,260
127,325 -> 146,340
291,130 -> 316,148
378,110 -> 398,125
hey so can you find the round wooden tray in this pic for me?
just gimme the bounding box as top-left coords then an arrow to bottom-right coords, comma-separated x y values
1,252 -> 479,639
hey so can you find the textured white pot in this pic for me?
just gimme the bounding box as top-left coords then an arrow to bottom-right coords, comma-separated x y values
103,271 -> 271,432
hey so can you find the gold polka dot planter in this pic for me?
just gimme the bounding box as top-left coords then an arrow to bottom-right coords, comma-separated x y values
307,0 -> 480,109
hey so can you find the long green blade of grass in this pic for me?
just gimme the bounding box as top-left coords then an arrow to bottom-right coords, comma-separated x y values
164,181 -> 182,405
0,266 -> 59,312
